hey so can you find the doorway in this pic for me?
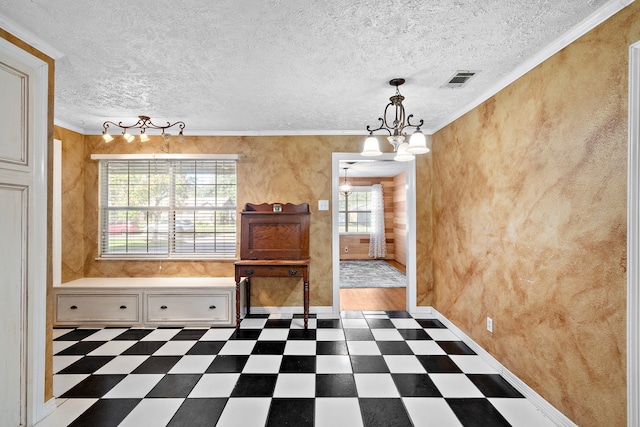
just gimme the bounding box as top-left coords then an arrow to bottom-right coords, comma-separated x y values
331,152 -> 417,314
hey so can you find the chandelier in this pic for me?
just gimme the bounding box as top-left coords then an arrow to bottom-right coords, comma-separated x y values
339,167 -> 352,196
362,78 -> 430,161
102,115 -> 186,143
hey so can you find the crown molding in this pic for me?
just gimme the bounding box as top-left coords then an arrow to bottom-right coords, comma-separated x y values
0,11 -> 64,59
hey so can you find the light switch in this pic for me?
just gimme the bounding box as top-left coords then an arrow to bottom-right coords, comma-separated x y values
318,200 -> 329,211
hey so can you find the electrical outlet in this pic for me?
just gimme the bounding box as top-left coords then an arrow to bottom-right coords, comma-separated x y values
487,317 -> 493,333
344,247 -> 349,252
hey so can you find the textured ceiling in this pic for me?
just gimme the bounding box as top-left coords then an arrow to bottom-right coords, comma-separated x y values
0,0 -> 621,135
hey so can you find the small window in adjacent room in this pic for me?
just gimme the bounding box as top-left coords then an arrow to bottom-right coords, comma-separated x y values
339,187 -> 372,233
96,157 -> 237,259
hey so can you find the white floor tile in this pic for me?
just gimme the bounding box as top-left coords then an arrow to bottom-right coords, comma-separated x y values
390,318 -> 422,329
354,374 -> 400,397
118,398 -> 183,427
53,356 -> 83,373
168,355 -> 216,373
218,340 -> 256,355
34,399 -> 97,427
450,355 -> 499,374
283,340 -> 316,355
87,340 -> 136,356
153,340 -> 197,355
52,329 -> 76,339
240,318 -> 268,329
406,340 -> 447,355
53,374 -> 89,397
371,328 -> 404,341
403,397 -> 463,427
383,355 -> 427,373
52,341 -> 75,354
315,312 -> 341,319
216,397 -> 271,427
347,341 -> 381,355
316,355 -> 353,373
316,328 -> 345,341
341,319 -> 369,328
81,328 -> 129,341
94,355 -> 149,374
429,373 -> 485,398
200,328 -> 235,341
242,355 -> 283,373
189,373 -> 240,398
424,329 -> 460,341
140,328 -> 181,341
315,398 -> 364,427
102,374 -> 164,398
273,373 -> 316,397
489,398 -> 558,427
257,328 -> 290,341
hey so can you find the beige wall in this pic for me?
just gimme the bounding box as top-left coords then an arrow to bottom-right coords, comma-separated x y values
431,3 -> 638,426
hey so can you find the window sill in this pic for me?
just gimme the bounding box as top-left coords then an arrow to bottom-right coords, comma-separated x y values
96,257 -> 238,262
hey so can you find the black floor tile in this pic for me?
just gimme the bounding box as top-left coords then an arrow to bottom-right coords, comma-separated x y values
316,341 -> 349,355
245,313 -> 270,318
205,355 -> 249,373
287,329 -> 317,340
58,356 -> 115,374
385,310 -> 412,318
61,374 -> 126,398
121,341 -> 165,355
416,355 -> 463,373
350,355 -> 389,373
252,341 -> 287,354
392,373 -> 442,397
112,329 -> 153,341
397,328 -> 432,340
417,318 -> 447,328
171,329 -> 207,340
365,318 -> 395,328
56,341 -> 107,356
146,373 -> 202,398
265,319 -> 292,328
376,341 -> 413,355
359,398 -> 413,427
131,356 -> 182,374
344,328 -> 374,341
280,355 -> 316,373
68,398 -> 140,427
186,341 -> 226,355
167,398 -> 227,427
317,319 -> 342,328
267,398 -> 314,427
54,329 -> 101,341
231,373 -> 277,396
229,329 -> 262,340
467,374 -> 524,398
446,398 -> 512,427
315,374 -> 358,397
438,341 -> 476,355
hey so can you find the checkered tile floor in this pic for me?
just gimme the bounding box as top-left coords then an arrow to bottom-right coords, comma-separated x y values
38,311 -> 556,427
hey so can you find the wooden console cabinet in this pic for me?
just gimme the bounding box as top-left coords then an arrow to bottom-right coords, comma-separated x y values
235,202 -> 310,328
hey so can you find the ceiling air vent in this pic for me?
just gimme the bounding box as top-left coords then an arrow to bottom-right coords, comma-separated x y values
442,70 -> 479,88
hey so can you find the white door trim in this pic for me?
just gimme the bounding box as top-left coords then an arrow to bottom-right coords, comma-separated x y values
331,152 -> 417,314
627,39 -> 640,427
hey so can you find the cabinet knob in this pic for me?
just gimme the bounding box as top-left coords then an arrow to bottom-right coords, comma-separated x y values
244,269 -> 254,275
70,305 -> 78,310
289,269 -> 298,275
120,305 -> 127,309
209,305 -> 216,309
161,305 -> 168,310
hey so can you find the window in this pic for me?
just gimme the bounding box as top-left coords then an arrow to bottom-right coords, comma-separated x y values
97,158 -> 237,259
339,187 -> 372,233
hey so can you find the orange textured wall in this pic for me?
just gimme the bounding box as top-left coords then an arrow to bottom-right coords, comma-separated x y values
431,3 -> 638,425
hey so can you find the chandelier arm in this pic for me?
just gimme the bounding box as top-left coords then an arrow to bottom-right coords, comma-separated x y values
405,114 -> 424,130
366,118 -> 392,136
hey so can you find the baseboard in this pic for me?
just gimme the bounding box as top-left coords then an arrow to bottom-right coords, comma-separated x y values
428,307 -> 578,427
40,397 -> 58,420
247,306 -> 334,316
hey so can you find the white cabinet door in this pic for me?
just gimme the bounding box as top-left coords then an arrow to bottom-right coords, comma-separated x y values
0,37 -> 48,426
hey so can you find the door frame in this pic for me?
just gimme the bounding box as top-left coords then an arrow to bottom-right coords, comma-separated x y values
331,152 -> 417,314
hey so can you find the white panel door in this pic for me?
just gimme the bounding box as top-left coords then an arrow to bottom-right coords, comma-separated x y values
0,37 -> 48,427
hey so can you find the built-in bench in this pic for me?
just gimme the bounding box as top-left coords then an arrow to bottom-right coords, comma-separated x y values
53,277 -> 245,327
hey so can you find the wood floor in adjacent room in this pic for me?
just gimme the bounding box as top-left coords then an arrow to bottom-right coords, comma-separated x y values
340,260 -> 407,311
